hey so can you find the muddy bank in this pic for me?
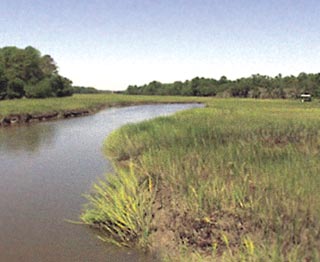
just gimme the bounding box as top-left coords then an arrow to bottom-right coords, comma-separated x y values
0,104 -> 201,262
0,102 -> 203,127
0,109 -> 91,127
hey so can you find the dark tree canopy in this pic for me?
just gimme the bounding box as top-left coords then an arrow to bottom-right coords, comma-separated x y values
125,73 -> 320,99
0,46 -> 73,99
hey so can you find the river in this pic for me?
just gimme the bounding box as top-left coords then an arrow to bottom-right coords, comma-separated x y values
0,104 -> 201,262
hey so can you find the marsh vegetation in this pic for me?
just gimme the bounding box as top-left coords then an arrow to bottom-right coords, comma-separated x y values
0,93 -> 206,126
82,99 -> 320,261
0,103 -> 199,261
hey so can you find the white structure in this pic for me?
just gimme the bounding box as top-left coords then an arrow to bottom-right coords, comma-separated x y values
300,94 -> 312,102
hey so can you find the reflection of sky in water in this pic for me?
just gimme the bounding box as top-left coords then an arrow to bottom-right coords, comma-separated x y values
0,124 -> 57,154
0,103 -> 202,262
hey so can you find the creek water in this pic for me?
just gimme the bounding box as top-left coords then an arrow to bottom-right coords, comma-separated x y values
0,104 -> 201,262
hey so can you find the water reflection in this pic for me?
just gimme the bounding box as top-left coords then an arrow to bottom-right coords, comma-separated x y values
0,104 -> 202,262
0,124 -> 56,153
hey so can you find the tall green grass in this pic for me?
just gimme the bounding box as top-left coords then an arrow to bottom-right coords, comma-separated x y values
81,163 -> 155,249
82,98 -> 320,261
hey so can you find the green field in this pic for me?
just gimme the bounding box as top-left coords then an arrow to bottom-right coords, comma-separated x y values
0,93 -> 205,118
81,98 -> 320,261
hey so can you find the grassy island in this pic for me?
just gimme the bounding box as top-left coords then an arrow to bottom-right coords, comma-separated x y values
81,98 -> 320,261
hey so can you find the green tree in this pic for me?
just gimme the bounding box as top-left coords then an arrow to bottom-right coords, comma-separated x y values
145,81 -> 162,95
50,75 -> 73,97
0,46 -> 43,83
40,54 -> 58,77
230,79 -> 251,97
219,75 -> 228,84
170,81 -> 184,95
6,79 -> 25,99
22,46 -> 43,83
0,66 -> 8,100
0,46 -> 74,99
191,77 -> 201,96
24,78 -> 53,98
126,85 -> 138,94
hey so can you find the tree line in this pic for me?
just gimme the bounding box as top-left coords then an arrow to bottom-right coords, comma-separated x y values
72,86 -> 112,94
0,46 -> 74,100
126,73 -> 320,98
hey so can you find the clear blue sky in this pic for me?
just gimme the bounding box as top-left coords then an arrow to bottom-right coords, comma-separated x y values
1,0 -> 320,90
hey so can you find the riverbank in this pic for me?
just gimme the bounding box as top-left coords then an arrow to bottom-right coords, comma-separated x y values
81,99 -> 320,261
1,104 -> 201,261
0,94 -> 206,127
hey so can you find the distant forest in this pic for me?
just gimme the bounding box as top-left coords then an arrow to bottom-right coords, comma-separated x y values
0,46 -> 101,100
2,46 -> 319,100
72,86 -> 108,94
126,73 -> 320,98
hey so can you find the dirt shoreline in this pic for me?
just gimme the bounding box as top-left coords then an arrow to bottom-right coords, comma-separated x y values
0,102 -> 203,127
0,109 -> 92,127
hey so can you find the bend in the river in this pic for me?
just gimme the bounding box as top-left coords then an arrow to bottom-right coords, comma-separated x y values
0,103 -> 202,262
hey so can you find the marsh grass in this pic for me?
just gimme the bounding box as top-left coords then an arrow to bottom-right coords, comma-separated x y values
0,93 -> 205,118
81,162 -> 155,249
82,98 -> 320,261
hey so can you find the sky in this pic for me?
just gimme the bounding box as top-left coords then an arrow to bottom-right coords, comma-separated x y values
1,0 -> 320,90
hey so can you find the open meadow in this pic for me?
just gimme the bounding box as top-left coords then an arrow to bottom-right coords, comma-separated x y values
81,98 -> 320,261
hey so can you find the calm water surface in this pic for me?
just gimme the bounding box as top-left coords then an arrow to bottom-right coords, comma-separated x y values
0,104 -> 202,262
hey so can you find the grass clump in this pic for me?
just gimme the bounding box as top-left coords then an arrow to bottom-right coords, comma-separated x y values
81,98 -> 320,261
81,162 -> 155,249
